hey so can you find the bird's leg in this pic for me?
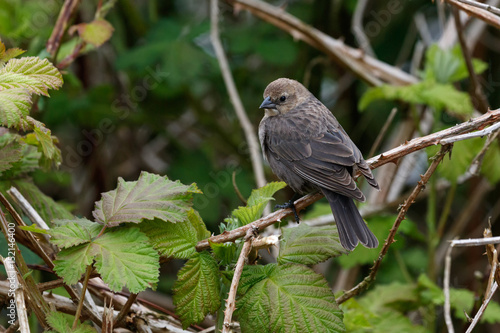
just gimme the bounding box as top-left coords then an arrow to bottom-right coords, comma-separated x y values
275,194 -> 301,223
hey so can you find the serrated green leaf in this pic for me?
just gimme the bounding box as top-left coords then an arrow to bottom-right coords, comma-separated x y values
93,171 -> 201,226
359,282 -> 418,313
173,251 -> 221,329
423,44 -> 488,83
53,243 -> 94,284
0,42 -> 25,65
209,241 -> 237,266
247,181 -> 287,206
236,264 -> 345,333
238,264 -> 276,295
54,227 -> 160,292
32,125 -> 62,167
92,227 -> 160,292
46,311 -> 97,333
49,218 -> 101,248
230,181 -> 287,227
0,137 -> 22,173
70,19 -> 114,47
0,88 -> 31,128
140,209 -> 210,259
0,57 -> 63,96
278,223 -> 346,265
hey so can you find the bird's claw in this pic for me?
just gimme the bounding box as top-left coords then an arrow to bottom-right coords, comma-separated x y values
275,200 -> 300,223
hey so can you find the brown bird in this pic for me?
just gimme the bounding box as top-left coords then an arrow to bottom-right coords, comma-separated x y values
258,78 -> 379,251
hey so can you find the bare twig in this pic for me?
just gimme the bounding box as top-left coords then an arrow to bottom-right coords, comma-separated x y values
466,282 -> 498,333
8,187 -> 50,230
368,107 -> 398,158
352,0 -> 375,56
222,228 -> 257,333
466,126 -> 500,176
336,145 -> 452,304
102,300 -> 114,333
452,7 -> 489,113
227,0 -> 417,86
196,108 -> 500,251
114,293 -> 139,326
46,0 -> 81,57
457,0 -> 500,15
0,203 -> 51,329
1,256 -> 30,332
450,236 -> 500,247
211,0 -> 266,191
73,265 -> 93,329
444,244 -> 455,333
445,0 -> 500,30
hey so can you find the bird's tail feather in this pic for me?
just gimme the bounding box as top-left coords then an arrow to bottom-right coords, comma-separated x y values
322,189 -> 378,251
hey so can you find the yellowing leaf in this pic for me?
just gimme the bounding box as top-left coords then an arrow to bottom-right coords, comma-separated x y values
71,19 -> 114,47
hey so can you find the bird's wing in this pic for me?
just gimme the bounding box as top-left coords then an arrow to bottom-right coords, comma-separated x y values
265,111 -> 367,201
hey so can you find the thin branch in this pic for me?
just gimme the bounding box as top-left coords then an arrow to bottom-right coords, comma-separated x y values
444,243 -> 455,333
7,187 -> 50,230
352,0 -> 375,56
1,256 -> 30,332
226,0 -> 417,86
336,145 -> 452,304
73,265 -> 93,329
368,107 -> 398,158
445,0 -> 500,30
46,0 -> 81,57
114,293 -> 138,326
452,7 -> 490,113
457,0 -> 500,15
196,108 -> 500,251
222,228 -> 257,333
450,236 -> 500,247
211,0 -> 266,190
466,282 -> 498,332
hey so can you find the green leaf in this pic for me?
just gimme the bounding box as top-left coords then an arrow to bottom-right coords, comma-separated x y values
0,88 -> 31,128
0,57 -> 63,96
32,125 -> 62,167
19,224 -> 49,234
54,227 -> 159,293
173,251 -> 221,328
0,41 -> 25,65
423,44 -> 488,83
278,223 -> 346,265
359,81 -> 473,116
93,171 -> 201,226
209,241 -> 237,266
53,243 -> 94,285
49,218 -> 101,248
359,282 -> 418,313
0,136 -> 22,173
46,311 -> 97,333
70,19 -> 114,47
230,181 -> 286,227
247,181 -> 287,206
140,209 -> 210,259
236,264 -> 345,333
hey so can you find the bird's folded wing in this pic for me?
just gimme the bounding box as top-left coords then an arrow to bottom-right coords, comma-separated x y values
268,130 -> 366,201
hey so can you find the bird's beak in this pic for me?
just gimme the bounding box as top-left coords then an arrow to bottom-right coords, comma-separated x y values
259,96 -> 277,110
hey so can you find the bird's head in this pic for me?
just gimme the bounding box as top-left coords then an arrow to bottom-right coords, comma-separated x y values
260,78 -> 311,116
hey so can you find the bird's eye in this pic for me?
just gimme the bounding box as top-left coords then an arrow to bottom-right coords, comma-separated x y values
280,95 -> 286,102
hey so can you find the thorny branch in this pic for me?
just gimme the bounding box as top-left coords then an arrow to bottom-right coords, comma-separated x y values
222,228 -> 257,333
336,145 -> 452,304
196,108 -> 500,252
